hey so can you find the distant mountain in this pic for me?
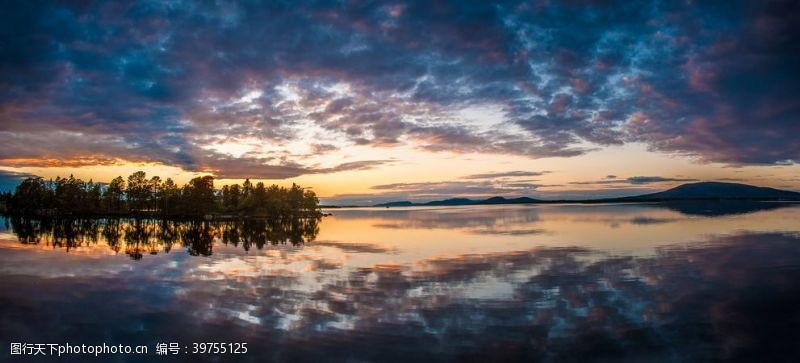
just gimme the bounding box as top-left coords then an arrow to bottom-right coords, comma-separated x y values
615,182 -> 800,201
372,182 -> 800,207
375,196 -> 541,207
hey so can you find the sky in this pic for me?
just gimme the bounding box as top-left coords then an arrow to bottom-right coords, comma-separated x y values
1,0 -> 799,204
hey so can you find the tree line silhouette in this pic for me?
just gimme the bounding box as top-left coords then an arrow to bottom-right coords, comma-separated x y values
0,171 -> 320,218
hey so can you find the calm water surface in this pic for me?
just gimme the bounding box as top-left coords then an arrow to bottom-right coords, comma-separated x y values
1,202 -> 799,362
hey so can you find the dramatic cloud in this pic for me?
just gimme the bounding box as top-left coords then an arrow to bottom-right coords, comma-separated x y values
570,176 -> 698,186
462,170 -> 550,179
200,157 -> 395,179
1,0 -> 798,178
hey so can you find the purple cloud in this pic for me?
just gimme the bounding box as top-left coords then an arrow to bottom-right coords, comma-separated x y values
1,0 -> 797,178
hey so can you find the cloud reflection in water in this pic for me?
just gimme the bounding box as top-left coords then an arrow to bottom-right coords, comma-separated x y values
0,205 -> 799,362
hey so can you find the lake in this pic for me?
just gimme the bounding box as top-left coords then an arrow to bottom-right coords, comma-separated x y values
1,202 -> 799,362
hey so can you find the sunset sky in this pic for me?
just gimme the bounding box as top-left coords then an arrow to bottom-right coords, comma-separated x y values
1,0 -> 798,204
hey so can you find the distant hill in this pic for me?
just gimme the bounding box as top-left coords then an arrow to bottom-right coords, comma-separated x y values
614,182 -> 800,201
372,182 -> 800,207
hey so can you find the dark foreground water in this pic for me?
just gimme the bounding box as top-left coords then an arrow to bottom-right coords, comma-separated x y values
1,202 -> 799,362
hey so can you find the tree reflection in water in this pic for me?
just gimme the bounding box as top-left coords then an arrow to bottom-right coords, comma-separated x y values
1,207 -> 800,361
7,217 -> 320,259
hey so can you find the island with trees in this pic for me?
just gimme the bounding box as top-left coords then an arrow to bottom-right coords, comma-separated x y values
0,171 -> 321,218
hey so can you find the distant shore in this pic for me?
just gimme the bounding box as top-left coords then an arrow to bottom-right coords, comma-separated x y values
356,182 -> 800,208
322,198 -> 800,209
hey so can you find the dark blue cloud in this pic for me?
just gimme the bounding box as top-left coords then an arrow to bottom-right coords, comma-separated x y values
1,0 -> 797,176
626,176 -> 698,185
0,170 -> 38,192
570,176 -> 698,186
